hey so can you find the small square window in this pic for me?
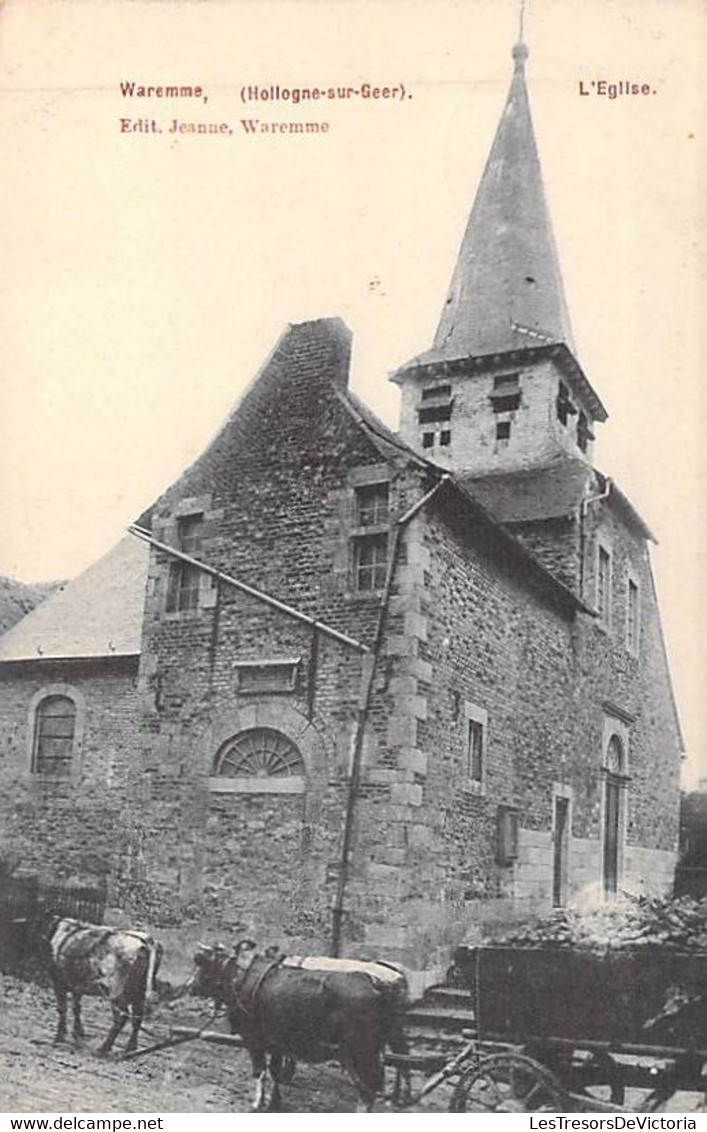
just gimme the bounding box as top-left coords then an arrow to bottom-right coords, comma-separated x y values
422,432 -> 435,448
440,430 -> 451,447
354,533 -> 388,592
496,421 -> 511,441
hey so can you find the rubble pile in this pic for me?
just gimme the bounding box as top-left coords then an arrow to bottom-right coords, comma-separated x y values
490,895 -> 707,953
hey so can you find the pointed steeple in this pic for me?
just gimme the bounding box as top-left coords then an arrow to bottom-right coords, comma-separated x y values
431,40 -> 575,360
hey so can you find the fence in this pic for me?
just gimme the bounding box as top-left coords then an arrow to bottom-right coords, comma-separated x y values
0,872 -> 107,972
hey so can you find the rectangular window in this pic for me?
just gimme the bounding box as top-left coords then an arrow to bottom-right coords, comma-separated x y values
235,659 -> 300,693
355,482 -> 389,527
467,719 -> 484,783
440,430 -> 451,446
627,578 -> 640,653
422,431 -> 435,448
166,513 -> 203,612
354,533 -> 388,591
496,420 -> 511,441
597,544 -> 612,625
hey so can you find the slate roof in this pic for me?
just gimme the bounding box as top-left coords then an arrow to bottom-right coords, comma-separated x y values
463,458 -> 593,525
463,458 -> 656,542
336,386 -> 431,469
393,45 -> 608,424
0,536 -> 149,662
431,43 -> 575,361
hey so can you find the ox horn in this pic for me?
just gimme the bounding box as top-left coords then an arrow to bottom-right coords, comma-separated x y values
195,942 -> 212,951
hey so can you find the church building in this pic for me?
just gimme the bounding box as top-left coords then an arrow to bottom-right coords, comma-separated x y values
0,41 -> 683,975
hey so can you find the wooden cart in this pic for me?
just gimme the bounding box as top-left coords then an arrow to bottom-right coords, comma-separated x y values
426,945 -> 707,1112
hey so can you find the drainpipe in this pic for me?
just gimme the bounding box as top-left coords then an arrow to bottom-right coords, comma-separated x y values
330,475 -> 450,957
579,478 -> 612,603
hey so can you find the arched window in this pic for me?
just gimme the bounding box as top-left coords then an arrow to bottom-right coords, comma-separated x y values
213,728 -> 305,778
605,734 -> 625,776
32,695 -> 77,777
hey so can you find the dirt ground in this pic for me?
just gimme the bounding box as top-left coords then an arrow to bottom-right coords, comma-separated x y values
2,973 -> 705,1115
0,973 -> 449,1114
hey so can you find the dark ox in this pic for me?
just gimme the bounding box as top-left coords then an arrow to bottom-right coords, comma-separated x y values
192,941 -> 409,1111
42,917 -> 162,1055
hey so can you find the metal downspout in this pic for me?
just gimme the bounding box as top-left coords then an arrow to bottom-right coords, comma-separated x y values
330,475 -> 450,956
579,478 -> 612,603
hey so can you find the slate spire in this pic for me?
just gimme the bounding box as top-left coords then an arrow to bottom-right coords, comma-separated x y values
432,39 -> 575,360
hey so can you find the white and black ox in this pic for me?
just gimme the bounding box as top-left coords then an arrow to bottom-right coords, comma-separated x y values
41,916 -> 163,1055
192,940 -> 409,1111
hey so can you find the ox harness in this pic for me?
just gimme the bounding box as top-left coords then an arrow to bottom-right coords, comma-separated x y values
224,955 -> 285,1021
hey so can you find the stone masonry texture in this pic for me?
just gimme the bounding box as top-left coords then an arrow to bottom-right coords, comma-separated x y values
0,319 -> 683,978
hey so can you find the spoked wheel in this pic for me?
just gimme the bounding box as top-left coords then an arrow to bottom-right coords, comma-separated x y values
450,1052 -> 570,1113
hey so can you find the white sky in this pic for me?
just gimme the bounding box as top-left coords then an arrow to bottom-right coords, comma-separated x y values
0,0 -> 705,780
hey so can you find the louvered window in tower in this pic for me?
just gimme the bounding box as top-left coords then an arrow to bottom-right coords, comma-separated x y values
490,373 -> 521,413
577,412 -> 595,453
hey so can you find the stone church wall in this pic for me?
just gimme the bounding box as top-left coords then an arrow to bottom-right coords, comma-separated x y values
0,661 -> 139,892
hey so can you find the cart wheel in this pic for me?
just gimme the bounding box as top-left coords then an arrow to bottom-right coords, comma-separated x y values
450,1052 -> 569,1113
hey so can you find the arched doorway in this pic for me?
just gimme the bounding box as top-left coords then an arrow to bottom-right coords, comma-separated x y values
602,734 -> 625,897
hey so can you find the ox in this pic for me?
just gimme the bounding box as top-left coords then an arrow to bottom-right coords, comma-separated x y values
192,941 -> 409,1111
40,916 -> 163,1055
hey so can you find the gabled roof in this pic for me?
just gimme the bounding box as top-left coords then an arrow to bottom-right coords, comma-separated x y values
0,536 -> 149,663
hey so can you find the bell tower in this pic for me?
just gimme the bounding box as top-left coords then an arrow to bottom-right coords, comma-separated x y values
393,39 -> 607,477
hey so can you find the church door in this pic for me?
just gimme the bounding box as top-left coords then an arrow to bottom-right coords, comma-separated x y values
602,734 -> 625,897
603,776 -> 620,896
